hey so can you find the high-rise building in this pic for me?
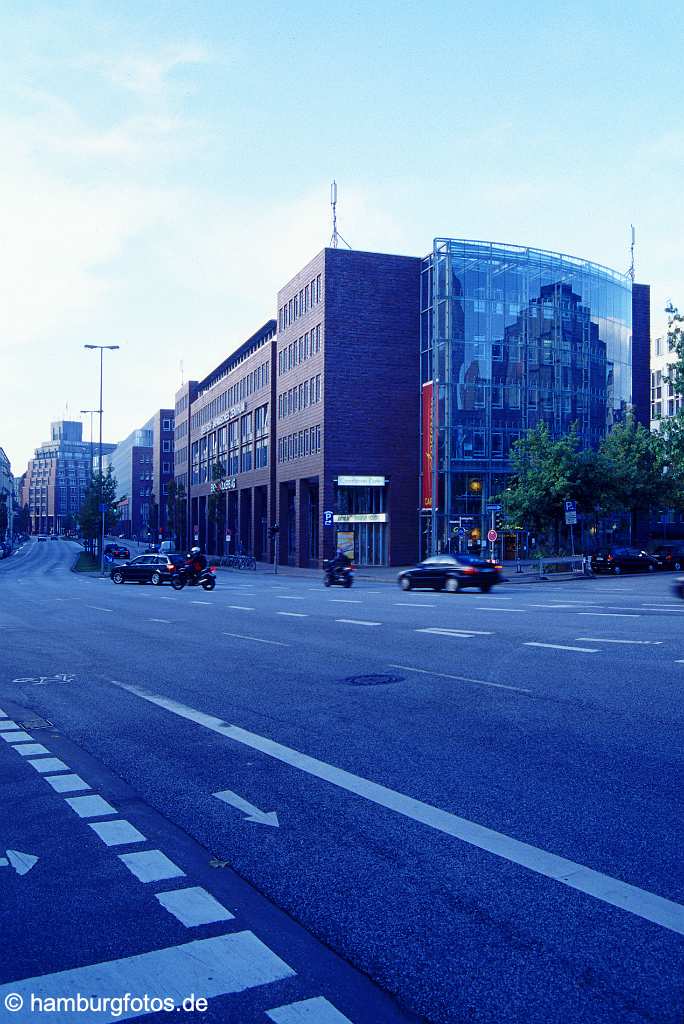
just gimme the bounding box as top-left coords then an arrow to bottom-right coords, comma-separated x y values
108,426 -> 153,539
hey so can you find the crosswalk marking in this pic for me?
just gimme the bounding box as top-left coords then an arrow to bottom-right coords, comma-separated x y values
155,886 -> 234,927
89,820 -> 147,847
119,849 -> 185,882
267,996 -> 353,1022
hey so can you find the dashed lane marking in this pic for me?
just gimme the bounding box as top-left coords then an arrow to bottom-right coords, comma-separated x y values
524,642 -> 599,653
86,605 -> 114,612
277,612 -> 308,618
223,632 -> 289,647
149,618 -> 172,623
15,744 -> 50,756
330,599 -> 362,604
394,602 -> 436,607
578,612 -> 640,618
27,756 -> 70,772
0,933 -> 295,1022
65,795 -> 118,819
417,627 -> 493,636
44,773 -> 91,793
227,605 -> 255,611
155,886 -> 234,927
267,996 -> 353,1023
575,637 -> 663,645
112,681 -> 684,937
334,619 -> 382,626
119,849 -> 185,882
474,607 -> 526,613
89,819 -> 147,847
391,663 -> 530,694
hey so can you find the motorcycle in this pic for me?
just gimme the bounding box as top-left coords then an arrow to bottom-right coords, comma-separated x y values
323,560 -> 354,588
171,565 -> 217,591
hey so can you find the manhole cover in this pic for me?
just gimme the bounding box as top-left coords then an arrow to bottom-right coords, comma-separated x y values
342,674 -> 403,687
17,717 -> 53,729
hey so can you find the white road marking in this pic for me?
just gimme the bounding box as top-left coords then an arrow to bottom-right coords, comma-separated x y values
65,795 -> 117,818
277,611 -> 308,618
0,708 -> 6,717
578,612 -> 640,618
155,886 -> 234,927
675,660 -> 684,664
214,789 -> 279,827
391,664 -> 530,693
86,605 -> 113,612
2,731 -> 34,744
335,619 -> 381,626
15,743 -> 50,756
89,819 -> 147,847
0,932 -> 294,1020
575,637 -> 663,645
524,642 -> 599,653
394,602 -> 436,607
27,756 -> 69,772
191,600 -> 211,605
330,598 -> 362,603
149,618 -> 172,623
474,607 -> 526,613
227,605 -> 255,611
44,773 -> 91,793
112,682 -> 684,936
417,628 -> 493,637
119,849 -> 185,882
277,595 -> 305,600
223,632 -> 289,646
0,720 -> 19,731
267,996 -> 352,1023
528,604 -> 577,609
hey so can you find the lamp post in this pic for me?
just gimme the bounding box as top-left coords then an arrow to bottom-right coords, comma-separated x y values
80,409 -> 98,549
84,345 -> 119,574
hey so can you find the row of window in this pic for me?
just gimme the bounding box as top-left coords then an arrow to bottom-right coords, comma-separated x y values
278,275 -> 322,332
176,420 -> 188,441
175,394 -> 189,415
278,325 -> 322,376
278,376 -> 321,419
277,425 -> 321,464
190,440 -> 269,484
162,418 -> 174,432
190,362 -> 270,431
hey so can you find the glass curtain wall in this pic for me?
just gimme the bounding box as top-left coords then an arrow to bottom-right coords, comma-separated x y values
420,239 -> 632,555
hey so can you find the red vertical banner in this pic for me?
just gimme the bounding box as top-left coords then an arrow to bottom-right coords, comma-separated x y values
421,381 -> 434,510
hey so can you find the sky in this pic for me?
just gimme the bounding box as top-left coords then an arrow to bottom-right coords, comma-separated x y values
1,0 -> 682,473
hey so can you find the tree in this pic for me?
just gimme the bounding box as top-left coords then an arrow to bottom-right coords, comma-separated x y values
664,303 -> 684,397
79,468 -> 120,553
0,493 -> 8,538
14,504 -> 29,534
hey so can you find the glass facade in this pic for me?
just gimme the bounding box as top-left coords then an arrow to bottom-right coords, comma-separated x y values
420,239 -> 633,554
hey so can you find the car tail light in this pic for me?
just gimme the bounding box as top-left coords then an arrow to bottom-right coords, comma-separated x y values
492,564 -> 503,570
210,566 -> 216,573
167,562 -> 175,571
462,566 -> 477,574
607,554 -> 613,561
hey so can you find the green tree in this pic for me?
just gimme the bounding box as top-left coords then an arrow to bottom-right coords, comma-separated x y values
664,303 -> 684,397
79,468 -> 120,554
14,503 -> 29,534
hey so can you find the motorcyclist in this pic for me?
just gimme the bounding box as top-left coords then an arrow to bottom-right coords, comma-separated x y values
327,548 -> 351,580
185,546 -> 207,582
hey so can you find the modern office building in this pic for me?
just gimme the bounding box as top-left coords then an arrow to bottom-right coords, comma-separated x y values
21,421 -> 116,535
0,447 -> 14,540
650,333 -> 681,429
108,425 -> 153,539
180,321 -> 276,558
141,409 -> 175,540
419,239 -> 639,555
275,248 -> 420,566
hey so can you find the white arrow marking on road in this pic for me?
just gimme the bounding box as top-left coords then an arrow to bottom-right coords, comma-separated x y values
214,790 -> 279,827
114,681 -> 684,937
0,850 -> 39,875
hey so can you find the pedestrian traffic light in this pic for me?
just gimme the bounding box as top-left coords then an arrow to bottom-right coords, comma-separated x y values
269,523 -> 280,538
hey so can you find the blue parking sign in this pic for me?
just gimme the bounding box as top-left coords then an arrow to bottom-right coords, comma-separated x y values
323,510 -> 334,527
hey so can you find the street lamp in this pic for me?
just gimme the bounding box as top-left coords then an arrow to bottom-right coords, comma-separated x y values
84,345 -> 120,574
80,409 -> 98,548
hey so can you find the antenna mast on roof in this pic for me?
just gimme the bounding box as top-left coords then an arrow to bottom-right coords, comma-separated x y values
627,224 -> 636,281
329,181 -> 351,249
180,360 -> 184,386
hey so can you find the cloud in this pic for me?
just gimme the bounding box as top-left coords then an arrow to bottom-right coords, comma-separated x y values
80,45 -> 210,98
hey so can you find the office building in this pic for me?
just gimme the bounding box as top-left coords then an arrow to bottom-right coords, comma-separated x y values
0,448 -> 14,540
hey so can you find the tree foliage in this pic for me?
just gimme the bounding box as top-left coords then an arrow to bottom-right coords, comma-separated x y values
79,468 -> 120,548
664,303 -> 684,398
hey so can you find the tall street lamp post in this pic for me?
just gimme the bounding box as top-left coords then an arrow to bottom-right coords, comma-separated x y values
84,345 -> 119,574
80,409 -> 98,550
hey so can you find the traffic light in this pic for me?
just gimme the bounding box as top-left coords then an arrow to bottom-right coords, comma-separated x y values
495,511 -> 504,531
269,523 -> 280,538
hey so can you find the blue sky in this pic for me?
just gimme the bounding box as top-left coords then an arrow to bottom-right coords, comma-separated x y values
1,0 -> 681,472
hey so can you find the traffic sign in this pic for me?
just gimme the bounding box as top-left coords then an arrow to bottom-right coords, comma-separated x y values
457,528 -> 466,538
564,500 -> 577,525
323,510 -> 334,527
487,529 -> 498,542
486,503 -> 501,512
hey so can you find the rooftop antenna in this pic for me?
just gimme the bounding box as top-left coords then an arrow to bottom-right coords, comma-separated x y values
329,180 -> 351,249
627,224 -> 636,281
180,359 -> 184,386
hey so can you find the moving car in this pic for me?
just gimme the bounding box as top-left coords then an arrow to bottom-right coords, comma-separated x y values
104,544 -> 130,560
397,554 -> 503,593
110,554 -> 183,586
673,576 -> 684,599
591,548 -> 658,575
652,545 -> 684,571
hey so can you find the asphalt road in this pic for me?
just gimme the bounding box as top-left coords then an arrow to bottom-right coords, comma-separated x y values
0,539 -> 682,1023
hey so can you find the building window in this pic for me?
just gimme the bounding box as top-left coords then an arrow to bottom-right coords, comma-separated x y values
162,440 -> 171,452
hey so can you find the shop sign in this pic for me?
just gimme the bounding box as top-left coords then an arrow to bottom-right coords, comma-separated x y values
336,475 -> 386,487
336,532 -> 355,558
210,477 -> 237,493
421,381 -> 434,510
201,402 -> 247,436
333,513 -> 387,524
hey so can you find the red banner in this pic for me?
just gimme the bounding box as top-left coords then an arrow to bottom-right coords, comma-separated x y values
422,381 -> 434,510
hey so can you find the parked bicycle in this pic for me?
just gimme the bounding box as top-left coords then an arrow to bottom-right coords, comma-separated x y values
220,554 -> 257,570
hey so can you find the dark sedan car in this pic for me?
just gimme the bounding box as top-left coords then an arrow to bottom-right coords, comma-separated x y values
653,546 -> 684,571
397,554 -> 503,593
104,543 -> 131,560
110,554 -> 183,586
591,548 -> 658,575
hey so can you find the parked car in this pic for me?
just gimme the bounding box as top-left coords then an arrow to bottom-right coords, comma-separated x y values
110,554 -> 183,586
591,548 -> 658,575
397,554 -> 503,593
37,535 -> 47,542
673,576 -> 684,599
652,546 -> 684,572
104,544 -> 130,560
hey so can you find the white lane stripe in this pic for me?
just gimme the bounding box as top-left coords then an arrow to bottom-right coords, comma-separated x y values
89,820 -> 147,847
524,642 -> 599,653
267,996 -> 352,1023
392,663 -> 530,694
227,605 -> 255,611
191,601 -> 211,605
578,612 -> 640,618
119,849 -> 185,881
335,619 -> 381,626
394,602 -> 436,607
156,886 -> 234,927
149,618 -> 171,623
277,612 -> 308,618
575,637 -> 663,645
474,607 -> 526,613
86,605 -> 113,612
277,595 -> 305,600
0,720 -> 19,731
330,599 -> 362,604
223,632 -> 289,646
65,795 -> 117,818
15,743 -> 50,756
114,681 -> 684,937
2,731 -> 34,743
0,707 -> 6,717
44,773 -> 91,793
0,932 -> 295,1022
417,628 -> 493,636
27,757 -> 69,772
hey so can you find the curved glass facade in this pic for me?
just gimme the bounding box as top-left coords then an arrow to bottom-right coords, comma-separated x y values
420,238 -> 633,555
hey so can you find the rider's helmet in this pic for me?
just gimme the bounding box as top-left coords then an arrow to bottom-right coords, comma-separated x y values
190,546 -> 201,556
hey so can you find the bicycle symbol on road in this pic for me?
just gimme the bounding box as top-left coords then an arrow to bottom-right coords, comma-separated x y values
12,673 -> 76,686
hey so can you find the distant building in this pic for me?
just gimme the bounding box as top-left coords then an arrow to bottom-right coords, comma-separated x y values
21,421 -> 116,535
650,333 -> 681,429
146,409 -> 175,540
0,447 -> 14,539
108,426 -> 153,540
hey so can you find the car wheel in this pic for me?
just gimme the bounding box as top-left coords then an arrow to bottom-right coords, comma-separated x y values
613,565 -> 622,575
400,577 -> 412,591
647,563 -> 655,573
112,571 -> 124,584
151,571 -> 162,586
445,577 -> 459,593
675,561 -> 682,572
